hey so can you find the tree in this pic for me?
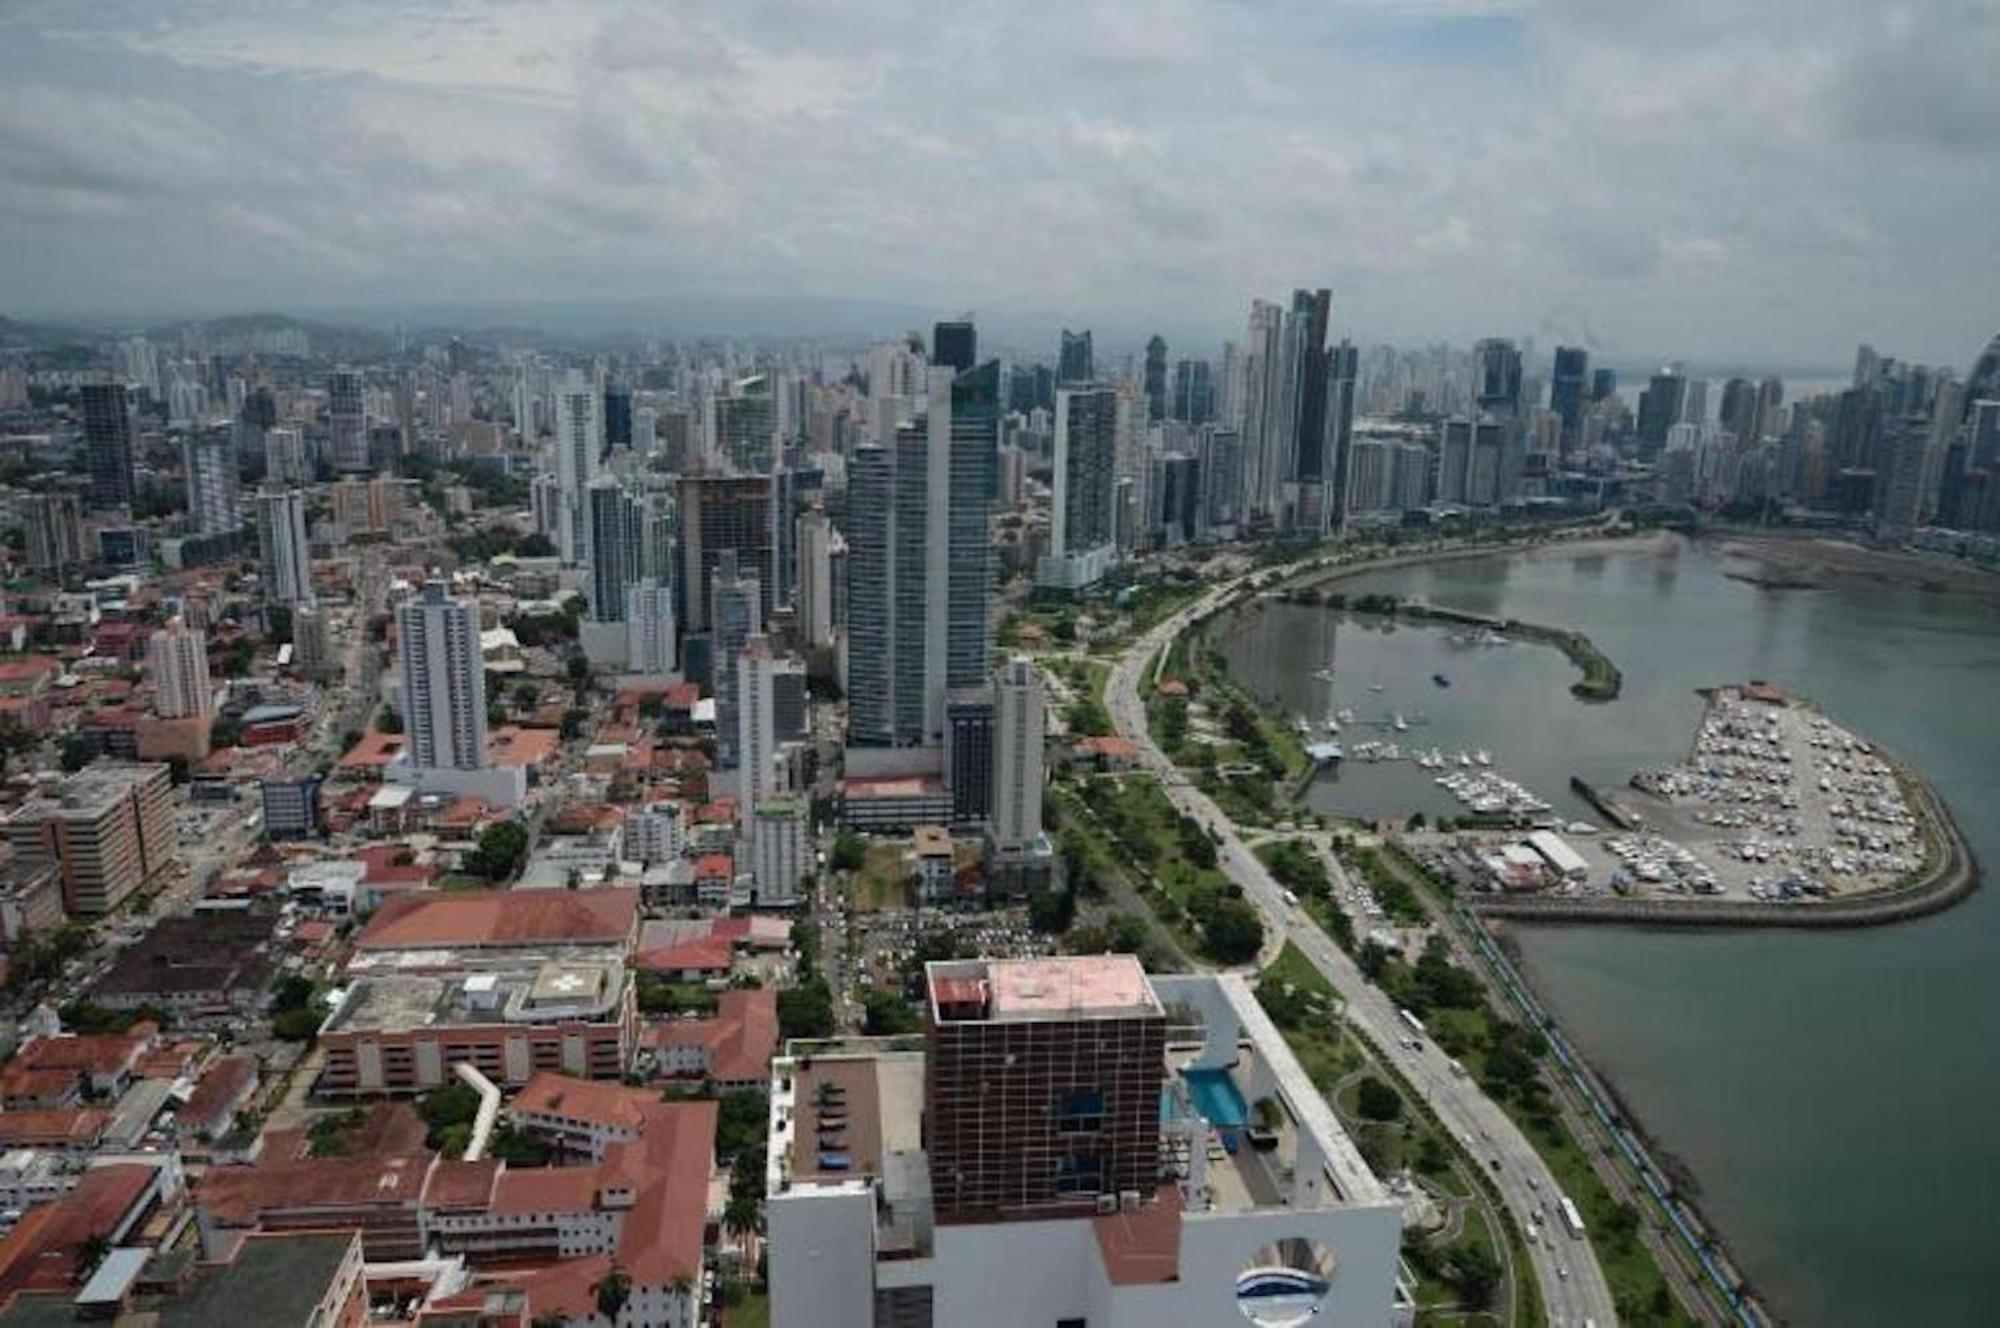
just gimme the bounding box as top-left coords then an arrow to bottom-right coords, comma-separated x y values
594,1266 -> 631,1321
1025,882 -> 1075,934
375,707 -> 403,734
777,977 -> 836,1041
828,833 -> 867,873
1446,1241 -> 1499,1310
1200,896 -> 1264,964
1355,1076 -> 1403,1122
512,681 -> 540,712
517,531 -> 557,558
465,820 -> 528,881
74,1233 -> 111,1282
861,989 -> 919,1036
59,735 -> 95,773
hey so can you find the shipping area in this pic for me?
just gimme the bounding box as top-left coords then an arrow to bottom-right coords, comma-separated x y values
1409,683 -> 1971,920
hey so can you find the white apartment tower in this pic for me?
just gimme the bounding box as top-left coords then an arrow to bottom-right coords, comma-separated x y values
990,655 -> 1044,852
256,490 -> 314,605
182,431 -> 241,535
553,370 -> 604,564
398,579 -> 486,772
147,619 -> 211,720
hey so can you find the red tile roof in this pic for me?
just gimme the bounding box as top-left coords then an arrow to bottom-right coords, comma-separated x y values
0,1164 -> 158,1302
338,730 -> 405,769
513,1073 -> 660,1133
180,1054 -> 257,1133
355,888 -> 638,950
197,1153 -> 432,1225
1093,1185 -> 1183,1285
422,1159 -> 501,1212
633,935 -> 733,975
0,1108 -> 110,1149
488,1166 -> 601,1218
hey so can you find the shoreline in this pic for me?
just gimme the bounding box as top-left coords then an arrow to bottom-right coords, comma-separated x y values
1703,529 -> 2000,607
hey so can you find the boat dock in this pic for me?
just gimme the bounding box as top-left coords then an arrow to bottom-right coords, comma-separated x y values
1571,775 -> 1643,830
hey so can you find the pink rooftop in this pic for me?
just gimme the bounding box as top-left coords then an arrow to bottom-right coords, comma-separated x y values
979,955 -> 1160,1021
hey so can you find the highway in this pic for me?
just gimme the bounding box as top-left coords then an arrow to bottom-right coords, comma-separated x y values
1104,578 -> 1618,1328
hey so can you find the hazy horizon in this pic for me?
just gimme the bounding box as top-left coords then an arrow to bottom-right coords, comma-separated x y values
2,0 -> 1995,369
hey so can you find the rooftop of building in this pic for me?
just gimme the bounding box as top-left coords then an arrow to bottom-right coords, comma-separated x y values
154,1231 -> 358,1328
89,909 -> 277,1003
323,956 -> 625,1034
197,1152 -> 432,1225
9,762 -> 168,820
928,954 -> 1162,1024
353,887 -> 638,951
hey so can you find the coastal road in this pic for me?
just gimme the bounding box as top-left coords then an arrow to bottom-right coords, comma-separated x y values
1106,578 -> 1618,1328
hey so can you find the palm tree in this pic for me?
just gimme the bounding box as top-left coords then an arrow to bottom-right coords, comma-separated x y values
594,1266 -> 631,1322
723,1194 -> 762,1261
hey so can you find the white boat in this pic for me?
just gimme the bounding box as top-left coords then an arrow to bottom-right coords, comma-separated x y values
1392,712 -> 1409,732
1368,683 -> 1385,692
1336,707 -> 1355,724
1457,752 -> 1472,768
1475,749 -> 1492,766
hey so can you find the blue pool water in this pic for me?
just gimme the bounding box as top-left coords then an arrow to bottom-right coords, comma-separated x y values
1181,1067 -> 1250,1127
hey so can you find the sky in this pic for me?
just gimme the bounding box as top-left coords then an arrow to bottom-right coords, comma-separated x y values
1,0 -> 1995,369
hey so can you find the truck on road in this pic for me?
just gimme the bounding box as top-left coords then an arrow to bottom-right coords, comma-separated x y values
1558,1193 -> 1587,1241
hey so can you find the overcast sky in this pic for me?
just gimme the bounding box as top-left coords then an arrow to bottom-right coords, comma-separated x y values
1,0 -> 1995,368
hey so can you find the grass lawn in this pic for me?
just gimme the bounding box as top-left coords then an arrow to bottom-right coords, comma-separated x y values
435,873 -> 488,891
851,842 -> 912,912
724,1289 -> 769,1327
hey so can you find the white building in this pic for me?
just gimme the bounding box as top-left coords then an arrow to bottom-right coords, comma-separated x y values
182,431 -> 241,535
256,490 -> 313,605
390,579 -> 524,807
146,619 -> 211,720
625,578 -> 677,679
989,655 -> 1044,853
746,797 -> 807,908
796,508 -> 836,650
264,427 -> 310,487
553,370 -> 603,565
766,962 -> 1411,1328
625,801 -> 687,866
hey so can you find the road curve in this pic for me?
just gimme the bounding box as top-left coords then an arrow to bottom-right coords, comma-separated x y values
1105,578 -> 1618,1328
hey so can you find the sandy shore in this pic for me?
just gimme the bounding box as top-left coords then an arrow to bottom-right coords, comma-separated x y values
1705,531 -> 2000,606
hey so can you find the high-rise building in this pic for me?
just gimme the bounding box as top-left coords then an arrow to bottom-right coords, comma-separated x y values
585,480 -> 643,623
1473,339 -> 1523,416
989,655 -> 1044,853
1196,425 -> 1243,529
932,320 -> 977,375
1322,339 -> 1359,532
1636,369 -> 1687,458
603,382 -> 633,449
1591,367 -> 1618,403
944,689 -> 994,827
81,381 -> 137,511
256,490 -> 313,605
1056,328 -> 1093,386
737,636 -> 806,825
3,763 -> 174,917
397,580 -> 488,773
1040,385 -> 1119,589
846,439 -> 922,748
264,426 -> 309,487
22,492 -> 87,583
326,369 -> 368,472
716,375 -> 776,473
1241,298 -> 1287,519
1282,289 -> 1333,528
147,618 -> 211,720
625,579 -> 676,679
1142,335 -> 1168,421
711,553 -> 763,773
553,370 -> 603,565
747,796 -> 808,907
292,602 -> 338,683
927,361 -> 999,731
796,508 -> 836,651
1550,346 -> 1589,452
677,474 -> 773,638
183,429 -> 241,535
1170,358 -> 1213,425
1719,377 -> 1758,446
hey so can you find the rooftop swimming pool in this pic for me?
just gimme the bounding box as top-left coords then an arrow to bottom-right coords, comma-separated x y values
1181,1066 -> 1250,1128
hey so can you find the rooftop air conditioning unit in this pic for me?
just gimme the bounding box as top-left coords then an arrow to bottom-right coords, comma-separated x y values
1095,1194 -> 1119,1214
1120,1190 -> 1143,1211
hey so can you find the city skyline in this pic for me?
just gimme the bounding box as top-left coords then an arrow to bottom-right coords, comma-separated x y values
0,0 -> 1995,365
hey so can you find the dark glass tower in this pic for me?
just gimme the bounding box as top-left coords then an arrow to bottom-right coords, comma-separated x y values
932,320 -> 977,375
81,381 -> 136,510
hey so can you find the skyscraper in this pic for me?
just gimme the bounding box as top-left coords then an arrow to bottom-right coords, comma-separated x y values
846,439 -> 927,749
1719,377 -> 1759,445
1473,339 -> 1523,416
625,580 -> 676,679
326,369 -> 367,472
677,474 -> 773,638
1056,329 -> 1093,387
1241,298 -> 1286,519
603,381 -> 633,450
264,426 -> 309,487
399,579 -> 486,769
585,480 -> 643,624
716,375 -> 776,473
932,320 -> 977,375
927,361 -> 999,731
989,655 -> 1044,854
1323,339 -> 1359,532
147,619 -> 211,720
1040,385 -> 1119,589
1281,289 -> 1332,528
1142,335 -> 1168,421
796,508 -> 836,651
256,490 -> 313,605
553,370 -> 603,565
711,553 -> 763,773
23,493 -> 86,583
81,381 -> 136,511
1550,346 -> 1589,453
1636,370 -> 1687,458
183,429 -> 242,536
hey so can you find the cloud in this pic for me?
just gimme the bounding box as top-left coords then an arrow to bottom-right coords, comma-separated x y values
0,0 -> 1991,367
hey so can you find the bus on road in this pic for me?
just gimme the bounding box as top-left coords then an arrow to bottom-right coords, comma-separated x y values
1557,1194 -> 1586,1241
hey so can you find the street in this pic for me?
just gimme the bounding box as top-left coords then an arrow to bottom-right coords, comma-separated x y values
1105,576 -> 1619,1328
